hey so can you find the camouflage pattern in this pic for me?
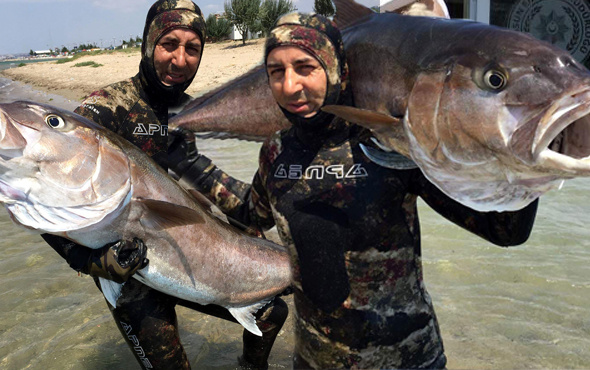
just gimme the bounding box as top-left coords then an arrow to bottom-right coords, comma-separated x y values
244,118 -> 535,369
143,0 -> 207,59
196,12 -> 538,369
75,75 -> 179,169
140,0 -> 206,105
265,13 -> 350,123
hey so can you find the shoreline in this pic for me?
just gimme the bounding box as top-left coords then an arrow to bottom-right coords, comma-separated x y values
0,38 -> 266,104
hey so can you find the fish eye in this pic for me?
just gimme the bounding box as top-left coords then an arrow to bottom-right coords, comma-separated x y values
483,69 -> 507,90
45,114 -> 65,129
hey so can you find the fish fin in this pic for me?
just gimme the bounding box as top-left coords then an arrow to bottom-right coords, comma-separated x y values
384,0 -> 450,18
186,189 -> 215,211
323,105 -> 399,125
360,143 -> 418,170
228,300 -> 273,337
322,105 -> 410,157
136,198 -> 205,230
99,277 -> 123,308
333,0 -> 375,29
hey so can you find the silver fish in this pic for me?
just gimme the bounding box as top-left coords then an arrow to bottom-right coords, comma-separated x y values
172,0 -> 590,212
0,100 -> 292,336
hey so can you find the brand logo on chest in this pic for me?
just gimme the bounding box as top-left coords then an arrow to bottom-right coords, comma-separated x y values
133,123 -> 168,136
274,163 -> 368,180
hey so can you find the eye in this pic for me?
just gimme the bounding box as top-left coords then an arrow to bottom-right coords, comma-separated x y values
45,114 -> 65,129
483,69 -> 507,90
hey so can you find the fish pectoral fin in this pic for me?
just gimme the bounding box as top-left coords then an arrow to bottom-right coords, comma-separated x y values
322,105 -> 410,156
136,198 -> 205,230
359,143 -> 418,170
187,189 -> 215,212
323,105 -> 400,126
228,300 -> 272,337
99,277 -> 123,308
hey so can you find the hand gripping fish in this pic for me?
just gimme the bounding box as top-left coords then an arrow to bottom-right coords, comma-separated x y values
0,101 -> 292,336
170,0 -> 590,212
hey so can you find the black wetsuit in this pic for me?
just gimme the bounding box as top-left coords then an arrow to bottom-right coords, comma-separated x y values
193,117 -> 538,368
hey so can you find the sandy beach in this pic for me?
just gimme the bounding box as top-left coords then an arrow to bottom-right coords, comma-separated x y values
1,38 -> 266,103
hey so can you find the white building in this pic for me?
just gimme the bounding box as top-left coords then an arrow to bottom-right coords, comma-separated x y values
229,25 -> 261,41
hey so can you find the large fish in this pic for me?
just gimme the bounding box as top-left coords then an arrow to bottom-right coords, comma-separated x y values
168,0 -> 448,140
171,0 -> 590,212
0,100 -> 291,336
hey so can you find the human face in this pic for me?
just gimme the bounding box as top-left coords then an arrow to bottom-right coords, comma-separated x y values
266,46 -> 327,118
154,28 -> 202,86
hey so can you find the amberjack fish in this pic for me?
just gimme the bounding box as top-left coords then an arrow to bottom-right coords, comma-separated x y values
168,0 -> 448,140
171,0 -> 590,212
0,101 -> 291,336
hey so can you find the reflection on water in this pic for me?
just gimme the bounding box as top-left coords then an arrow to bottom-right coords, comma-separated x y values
0,80 -> 589,369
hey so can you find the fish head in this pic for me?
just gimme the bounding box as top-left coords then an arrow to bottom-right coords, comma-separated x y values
328,19 -> 590,211
0,101 -> 132,232
401,25 -> 590,211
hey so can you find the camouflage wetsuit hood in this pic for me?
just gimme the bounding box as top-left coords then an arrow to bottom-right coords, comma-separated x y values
264,13 -> 352,135
140,0 -> 206,106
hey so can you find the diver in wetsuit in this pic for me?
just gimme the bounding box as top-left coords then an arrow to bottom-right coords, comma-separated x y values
42,1 -> 287,369
171,13 -> 538,368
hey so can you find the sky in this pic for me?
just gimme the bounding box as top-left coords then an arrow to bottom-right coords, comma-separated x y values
0,0 -> 379,55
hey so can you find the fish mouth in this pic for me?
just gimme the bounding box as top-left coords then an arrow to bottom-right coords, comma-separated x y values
533,87 -> 590,175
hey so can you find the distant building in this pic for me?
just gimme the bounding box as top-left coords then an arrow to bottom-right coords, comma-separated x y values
34,50 -> 52,55
229,25 -> 262,41
216,12 -> 261,41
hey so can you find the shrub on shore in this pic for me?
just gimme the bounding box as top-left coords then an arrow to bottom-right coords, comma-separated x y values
73,61 -> 103,68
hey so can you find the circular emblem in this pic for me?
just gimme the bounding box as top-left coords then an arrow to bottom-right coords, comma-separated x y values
508,0 -> 590,66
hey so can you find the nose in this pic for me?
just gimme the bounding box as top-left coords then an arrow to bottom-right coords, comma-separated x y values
282,68 -> 302,96
171,46 -> 187,68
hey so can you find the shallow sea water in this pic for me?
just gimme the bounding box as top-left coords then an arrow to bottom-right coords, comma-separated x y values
0,77 -> 589,369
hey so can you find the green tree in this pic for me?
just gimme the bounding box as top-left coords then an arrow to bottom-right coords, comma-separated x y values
29,49 -> 35,56
224,0 -> 261,45
61,46 -> 69,53
313,0 -> 334,17
259,0 -> 297,36
206,14 -> 233,42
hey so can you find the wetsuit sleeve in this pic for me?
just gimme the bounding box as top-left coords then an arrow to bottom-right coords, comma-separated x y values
183,156 -> 255,225
74,91 -> 127,132
247,140 -> 278,231
191,138 -> 278,231
414,172 -> 538,246
41,233 -> 93,271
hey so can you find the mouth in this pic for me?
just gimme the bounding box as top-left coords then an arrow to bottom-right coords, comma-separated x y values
163,72 -> 186,85
286,101 -> 310,114
532,88 -> 590,175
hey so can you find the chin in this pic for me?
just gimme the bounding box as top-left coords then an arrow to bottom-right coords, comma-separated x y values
302,111 -> 319,118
